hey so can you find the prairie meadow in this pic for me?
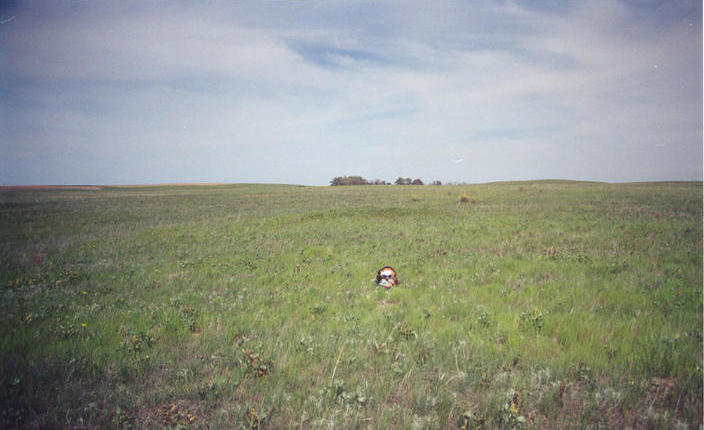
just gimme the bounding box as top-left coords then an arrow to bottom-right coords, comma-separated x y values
0,182 -> 701,428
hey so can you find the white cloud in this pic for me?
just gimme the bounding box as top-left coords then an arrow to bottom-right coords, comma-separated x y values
0,0 -> 700,184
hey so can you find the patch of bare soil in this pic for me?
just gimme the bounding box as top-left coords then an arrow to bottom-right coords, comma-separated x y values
378,299 -> 398,307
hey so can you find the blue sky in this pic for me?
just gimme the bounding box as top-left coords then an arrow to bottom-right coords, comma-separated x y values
0,0 -> 701,185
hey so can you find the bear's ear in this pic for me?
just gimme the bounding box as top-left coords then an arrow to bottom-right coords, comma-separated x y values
388,267 -> 399,284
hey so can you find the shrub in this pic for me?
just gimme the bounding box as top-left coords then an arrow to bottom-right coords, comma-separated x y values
370,179 -> 390,185
330,176 -> 369,186
394,177 -> 424,185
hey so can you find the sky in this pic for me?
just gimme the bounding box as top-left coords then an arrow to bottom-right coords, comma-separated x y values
0,0 -> 701,186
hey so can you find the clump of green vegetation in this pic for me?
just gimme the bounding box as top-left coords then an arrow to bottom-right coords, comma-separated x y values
458,193 -> 476,204
0,181 -> 701,428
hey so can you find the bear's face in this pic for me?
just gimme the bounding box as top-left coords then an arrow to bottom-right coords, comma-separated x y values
377,266 -> 398,288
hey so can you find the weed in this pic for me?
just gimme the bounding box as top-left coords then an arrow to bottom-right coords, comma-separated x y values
118,326 -> 154,378
242,349 -> 271,377
476,310 -> 491,329
161,403 -> 196,427
246,407 -> 267,429
297,336 -> 314,353
170,296 -> 200,332
501,389 -> 527,428
398,323 -> 418,340
519,307 -> 544,331
324,379 -> 369,407
458,404 -> 485,429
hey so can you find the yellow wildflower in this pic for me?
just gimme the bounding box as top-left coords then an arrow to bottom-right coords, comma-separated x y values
509,401 -> 519,416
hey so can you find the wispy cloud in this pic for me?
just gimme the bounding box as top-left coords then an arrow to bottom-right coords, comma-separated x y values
0,0 -> 700,185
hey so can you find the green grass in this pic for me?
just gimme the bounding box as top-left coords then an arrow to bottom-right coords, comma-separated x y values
0,182 -> 701,428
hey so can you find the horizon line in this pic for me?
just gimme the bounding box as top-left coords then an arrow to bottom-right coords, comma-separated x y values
1,179 -> 702,191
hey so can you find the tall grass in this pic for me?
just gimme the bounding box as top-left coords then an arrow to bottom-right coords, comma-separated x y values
0,182 -> 701,428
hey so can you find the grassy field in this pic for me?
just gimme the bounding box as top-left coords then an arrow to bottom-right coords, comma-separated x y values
0,182 -> 701,429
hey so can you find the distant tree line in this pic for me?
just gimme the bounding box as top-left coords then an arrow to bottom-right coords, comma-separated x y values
330,176 -> 443,186
394,177 -> 423,185
330,176 -> 390,186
